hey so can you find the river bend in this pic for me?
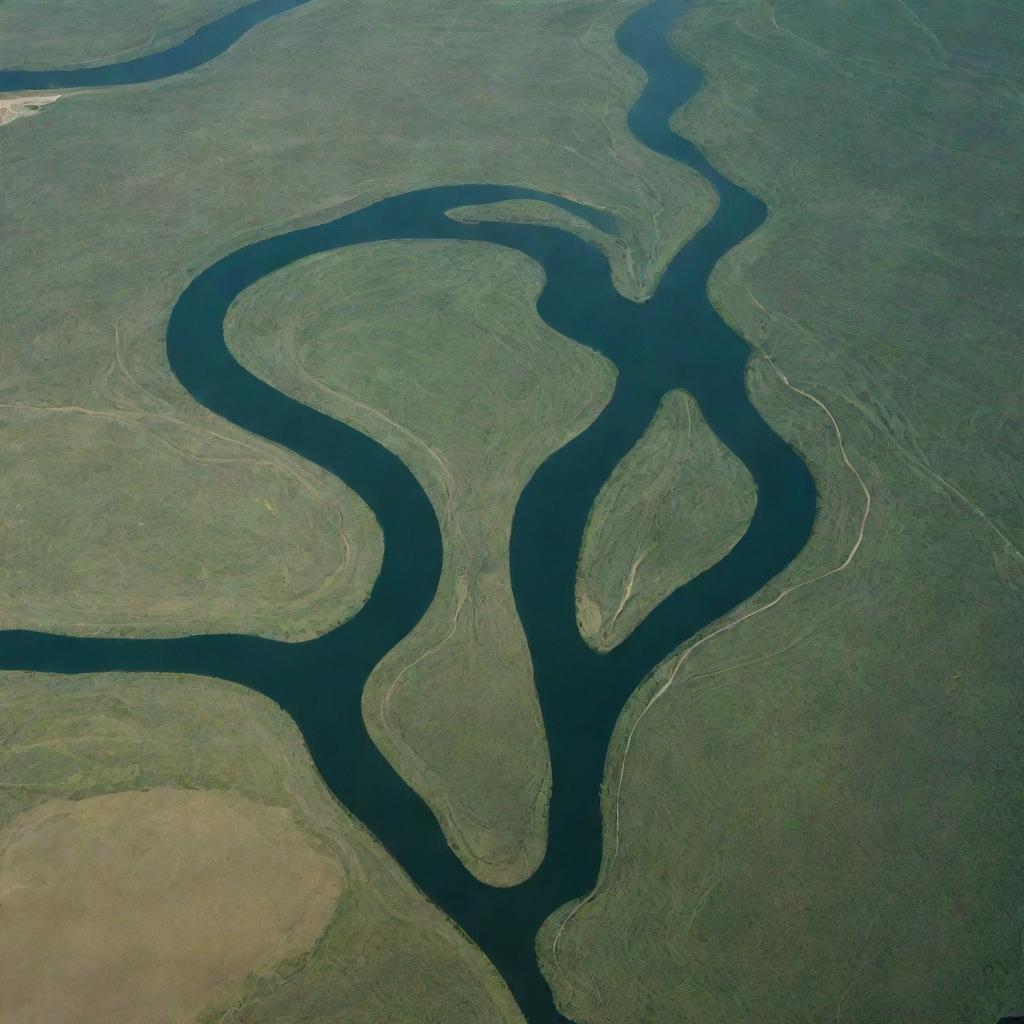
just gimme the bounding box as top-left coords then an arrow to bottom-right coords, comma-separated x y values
0,2 -> 816,1021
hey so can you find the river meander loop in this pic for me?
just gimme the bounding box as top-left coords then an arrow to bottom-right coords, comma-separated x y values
0,2 -> 816,1021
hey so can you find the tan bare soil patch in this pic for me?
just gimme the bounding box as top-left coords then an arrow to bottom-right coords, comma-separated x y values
0,787 -> 343,1024
0,94 -> 59,127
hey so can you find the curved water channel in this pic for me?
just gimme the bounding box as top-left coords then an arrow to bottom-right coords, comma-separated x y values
1,1 -> 816,1021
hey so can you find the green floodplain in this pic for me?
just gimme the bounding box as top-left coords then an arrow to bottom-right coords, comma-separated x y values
1,0 -> 1023,1022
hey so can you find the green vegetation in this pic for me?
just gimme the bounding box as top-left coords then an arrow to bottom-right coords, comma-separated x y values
545,1 -> 1024,1020
226,240 -> 615,885
0,671 -> 523,1024
0,0 -> 710,645
576,389 -> 756,651
0,404 -> 381,639
8,0 -> 1020,1019
0,0 -> 244,69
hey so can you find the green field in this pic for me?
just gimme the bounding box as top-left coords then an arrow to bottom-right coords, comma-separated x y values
545,2 -> 1024,1021
0,403 -> 382,639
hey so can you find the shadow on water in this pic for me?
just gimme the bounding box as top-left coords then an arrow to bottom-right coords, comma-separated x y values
0,1 -> 816,1021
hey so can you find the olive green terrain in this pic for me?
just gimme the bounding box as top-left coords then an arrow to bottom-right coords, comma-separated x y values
546,2 -> 1024,1021
0,404 -> 382,639
576,389 -> 755,651
0,670 -> 522,1024
226,240 -> 615,885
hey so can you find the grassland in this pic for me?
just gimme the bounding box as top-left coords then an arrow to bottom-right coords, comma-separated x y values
0,404 -> 382,639
0,0 -> 711,644
0,671 -> 523,1024
544,2 -> 1024,1021
576,389 -> 756,650
226,240 -> 615,885
13,0 -> 1020,1019
0,0 -> 244,69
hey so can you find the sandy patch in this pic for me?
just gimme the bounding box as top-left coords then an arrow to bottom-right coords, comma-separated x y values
0,787 -> 344,1023
0,94 -> 59,127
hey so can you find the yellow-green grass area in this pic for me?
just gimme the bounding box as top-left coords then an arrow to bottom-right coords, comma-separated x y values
226,239 -> 616,886
542,2 -> 1024,1021
0,671 -> 523,1024
0,405 -> 382,639
0,0 -> 245,70
0,0 -> 711,640
575,389 -> 756,651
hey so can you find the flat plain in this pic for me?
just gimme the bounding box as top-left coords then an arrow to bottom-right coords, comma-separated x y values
0,403 -> 382,639
2,788 -> 343,1024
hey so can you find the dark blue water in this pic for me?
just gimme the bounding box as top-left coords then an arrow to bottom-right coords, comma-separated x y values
0,2 -> 816,1021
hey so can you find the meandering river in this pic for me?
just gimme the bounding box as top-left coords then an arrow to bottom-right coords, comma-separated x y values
0,2 -> 816,1021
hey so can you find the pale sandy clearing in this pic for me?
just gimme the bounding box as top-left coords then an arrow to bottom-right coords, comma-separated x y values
0,93 -> 60,127
0,787 -> 344,1024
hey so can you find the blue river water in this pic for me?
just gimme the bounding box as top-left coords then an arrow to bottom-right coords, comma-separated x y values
0,2 -> 817,1021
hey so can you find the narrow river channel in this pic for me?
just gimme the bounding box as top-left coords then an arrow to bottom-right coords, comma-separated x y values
0,2 -> 816,1020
